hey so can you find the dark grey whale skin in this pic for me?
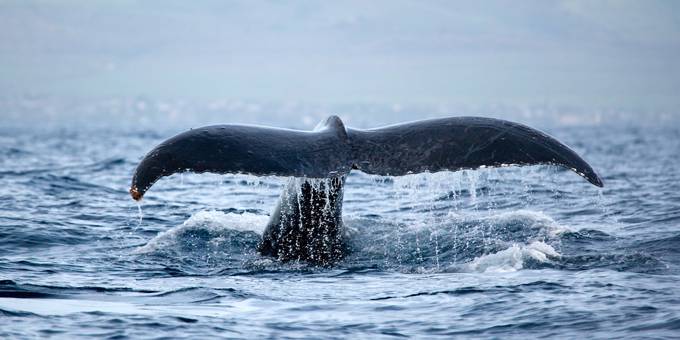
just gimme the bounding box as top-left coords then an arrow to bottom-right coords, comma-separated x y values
257,176 -> 347,264
130,116 -> 603,265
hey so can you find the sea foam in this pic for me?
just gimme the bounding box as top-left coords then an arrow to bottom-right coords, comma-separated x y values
464,241 -> 560,273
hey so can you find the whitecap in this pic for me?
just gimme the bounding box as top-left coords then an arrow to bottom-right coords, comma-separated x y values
464,241 -> 560,273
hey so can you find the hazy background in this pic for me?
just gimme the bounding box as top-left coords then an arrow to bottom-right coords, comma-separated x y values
1,0 -> 679,128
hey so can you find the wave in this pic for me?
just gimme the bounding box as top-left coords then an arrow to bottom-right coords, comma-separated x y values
0,279 -> 158,299
0,279 -> 253,306
460,241 -> 559,273
482,210 -> 570,237
134,210 -> 268,255
0,157 -> 127,177
371,280 -> 569,300
129,208 -> 667,275
348,209 -> 568,271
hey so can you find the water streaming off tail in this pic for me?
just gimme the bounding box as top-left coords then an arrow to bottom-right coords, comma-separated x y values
136,203 -> 143,226
130,169 -> 594,273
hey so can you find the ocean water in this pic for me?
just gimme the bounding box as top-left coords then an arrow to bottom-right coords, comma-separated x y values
1,103 -> 680,338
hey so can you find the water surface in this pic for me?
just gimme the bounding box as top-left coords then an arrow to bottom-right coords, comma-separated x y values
1,106 -> 679,338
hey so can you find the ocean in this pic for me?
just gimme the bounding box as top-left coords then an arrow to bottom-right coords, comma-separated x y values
1,100 -> 679,338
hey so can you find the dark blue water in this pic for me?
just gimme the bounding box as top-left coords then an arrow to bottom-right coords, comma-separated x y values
1,102 -> 680,338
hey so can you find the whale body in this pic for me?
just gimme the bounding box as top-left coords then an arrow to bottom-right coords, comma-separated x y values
130,116 -> 603,265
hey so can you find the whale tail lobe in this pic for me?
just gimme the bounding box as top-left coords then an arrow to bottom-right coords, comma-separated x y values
347,117 -> 603,187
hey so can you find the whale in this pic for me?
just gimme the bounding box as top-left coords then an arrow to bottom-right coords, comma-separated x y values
130,116 -> 603,265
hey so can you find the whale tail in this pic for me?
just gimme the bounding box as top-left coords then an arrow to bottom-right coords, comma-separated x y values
130,115 -> 602,201
130,115 -> 603,264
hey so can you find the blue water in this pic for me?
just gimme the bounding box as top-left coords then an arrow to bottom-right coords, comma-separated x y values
1,103 -> 680,338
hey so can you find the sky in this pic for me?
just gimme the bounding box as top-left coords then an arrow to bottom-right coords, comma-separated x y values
1,0 -> 679,112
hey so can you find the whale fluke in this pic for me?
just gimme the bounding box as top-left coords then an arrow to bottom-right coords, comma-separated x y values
130,116 -> 602,264
129,116 -> 353,200
348,117 -> 603,187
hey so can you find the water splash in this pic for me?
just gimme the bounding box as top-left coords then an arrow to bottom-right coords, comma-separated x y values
462,241 -> 560,273
133,210 -> 268,254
